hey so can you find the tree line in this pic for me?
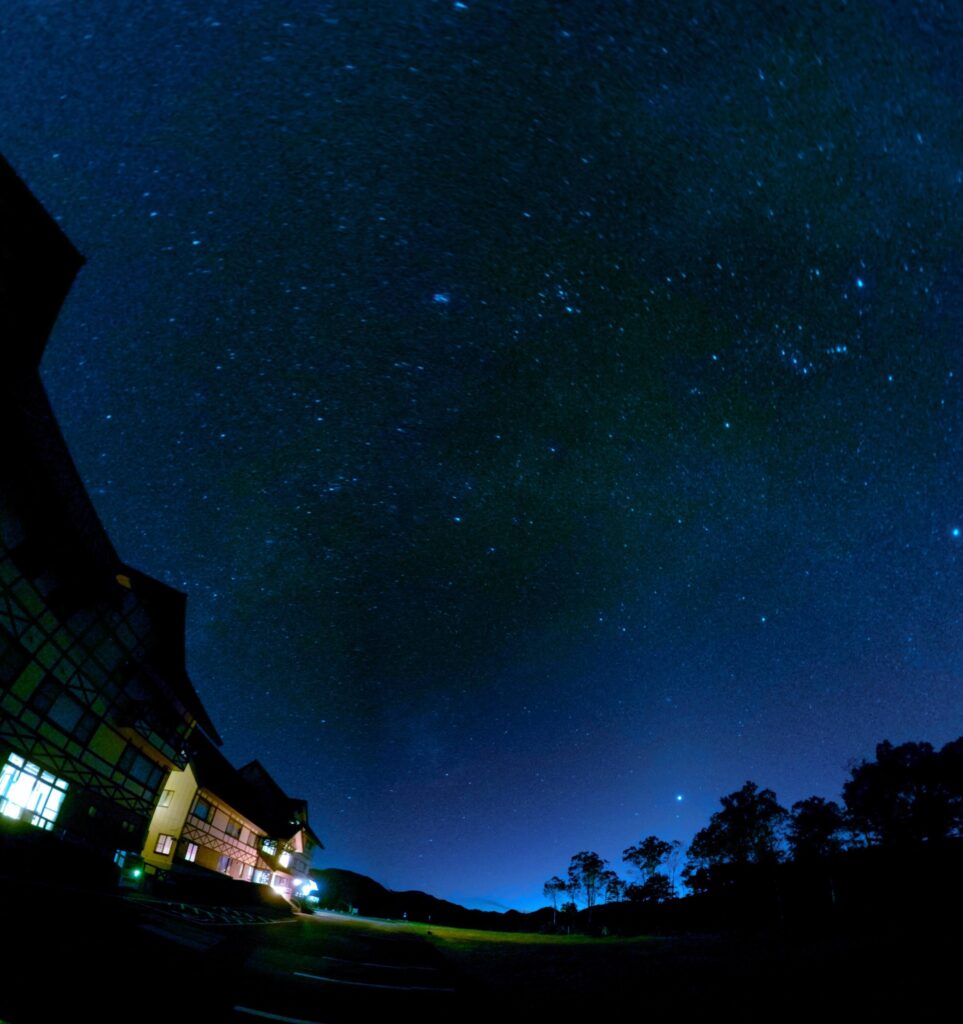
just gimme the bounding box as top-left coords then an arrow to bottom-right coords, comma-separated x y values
545,736 -> 963,919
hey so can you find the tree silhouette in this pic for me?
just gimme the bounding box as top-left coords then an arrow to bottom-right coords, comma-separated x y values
664,839 -> 683,894
626,873 -> 674,904
567,851 -> 608,919
686,781 -> 787,876
788,796 -> 846,860
843,739 -> 963,846
599,868 -> 625,904
623,835 -> 678,884
543,875 -> 568,925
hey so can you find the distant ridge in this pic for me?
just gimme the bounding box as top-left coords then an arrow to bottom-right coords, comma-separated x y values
309,867 -> 552,931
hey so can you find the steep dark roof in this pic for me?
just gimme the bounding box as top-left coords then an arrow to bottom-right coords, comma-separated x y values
0,153 -> 221,745
190,731 -> 270,828
0,153 -> 83,369
125,570 -> 221,743
238,760 -> 324,848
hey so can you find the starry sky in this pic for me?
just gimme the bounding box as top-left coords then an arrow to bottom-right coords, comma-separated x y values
2,1 -> 962,911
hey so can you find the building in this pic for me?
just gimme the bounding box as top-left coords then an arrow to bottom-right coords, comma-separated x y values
0,155 -> 221,858
143,734 -> 268,882
238,760 -> 324,895
142,736 -> 324,895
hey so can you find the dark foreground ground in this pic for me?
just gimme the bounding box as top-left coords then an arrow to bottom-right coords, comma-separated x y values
0,876 -> 957,1023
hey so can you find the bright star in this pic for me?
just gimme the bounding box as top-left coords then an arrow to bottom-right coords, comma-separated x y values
675,794 -> 684,802
952,527 -> 961,538
433,292 -> 450,304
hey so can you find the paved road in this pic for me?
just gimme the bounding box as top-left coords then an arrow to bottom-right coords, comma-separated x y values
0,884 -> 460,1023
142,908 -> 460,1022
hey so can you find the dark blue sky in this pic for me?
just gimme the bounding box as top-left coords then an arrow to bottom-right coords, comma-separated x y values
2,1 -> 962,910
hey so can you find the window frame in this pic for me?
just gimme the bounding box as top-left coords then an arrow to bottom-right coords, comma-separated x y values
154,833 -> 174,855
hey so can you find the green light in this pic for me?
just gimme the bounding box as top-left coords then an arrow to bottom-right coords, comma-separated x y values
132,869 -> 142,878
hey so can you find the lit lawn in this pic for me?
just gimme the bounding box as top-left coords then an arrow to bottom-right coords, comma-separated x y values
305,912 -> 894,1011
308,911 -> 673,1001
312,910 -> 653,946
388,920 -> 673,1001
302,911 -> 946,1013
411,921 -> 659,947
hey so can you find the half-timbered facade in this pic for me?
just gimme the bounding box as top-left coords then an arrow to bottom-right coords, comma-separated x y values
142,739 -> 324,892
239,760 -> 324,895
0,155 -> 220,856
143,735 -> 269,881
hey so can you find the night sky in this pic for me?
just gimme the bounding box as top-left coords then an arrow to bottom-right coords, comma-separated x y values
2,1 -> 962,911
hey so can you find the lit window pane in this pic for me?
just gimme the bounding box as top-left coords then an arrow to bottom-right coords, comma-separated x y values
42,788 -> 65,819
0,753 -> 68,830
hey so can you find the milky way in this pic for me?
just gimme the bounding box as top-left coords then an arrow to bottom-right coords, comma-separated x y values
2,1 -> 961,909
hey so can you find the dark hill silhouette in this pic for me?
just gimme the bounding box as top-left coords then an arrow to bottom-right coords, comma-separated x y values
310,867 -> 552,932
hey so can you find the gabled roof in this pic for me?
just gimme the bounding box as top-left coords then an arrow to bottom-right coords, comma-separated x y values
238,760 -> 324,848
190,732 -> 269,829
189,741 -> 323,848
0,153 -> 221,747
124,569 -> 222,743
0,154 -> 84,369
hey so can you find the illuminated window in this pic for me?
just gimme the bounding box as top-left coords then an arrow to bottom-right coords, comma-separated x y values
279,850 -> 291,868
225,819 -> 241,838
261,839 -> 277,855
253,869 -> 271,885
158,789 -> 174,808
184,842 -> 198,863
217,854 -> 232,874
0,752 -> 68,831
193,797 -> 211,822
154,834 -> 174,855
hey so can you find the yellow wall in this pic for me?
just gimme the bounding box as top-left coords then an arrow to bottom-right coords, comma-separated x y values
179,788 -> 267,880
142,763 -> 198,870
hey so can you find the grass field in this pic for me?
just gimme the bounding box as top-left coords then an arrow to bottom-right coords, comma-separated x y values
307,908 -> 954,1014
311,911 -> 702,1005
421,924 -> 674,1002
